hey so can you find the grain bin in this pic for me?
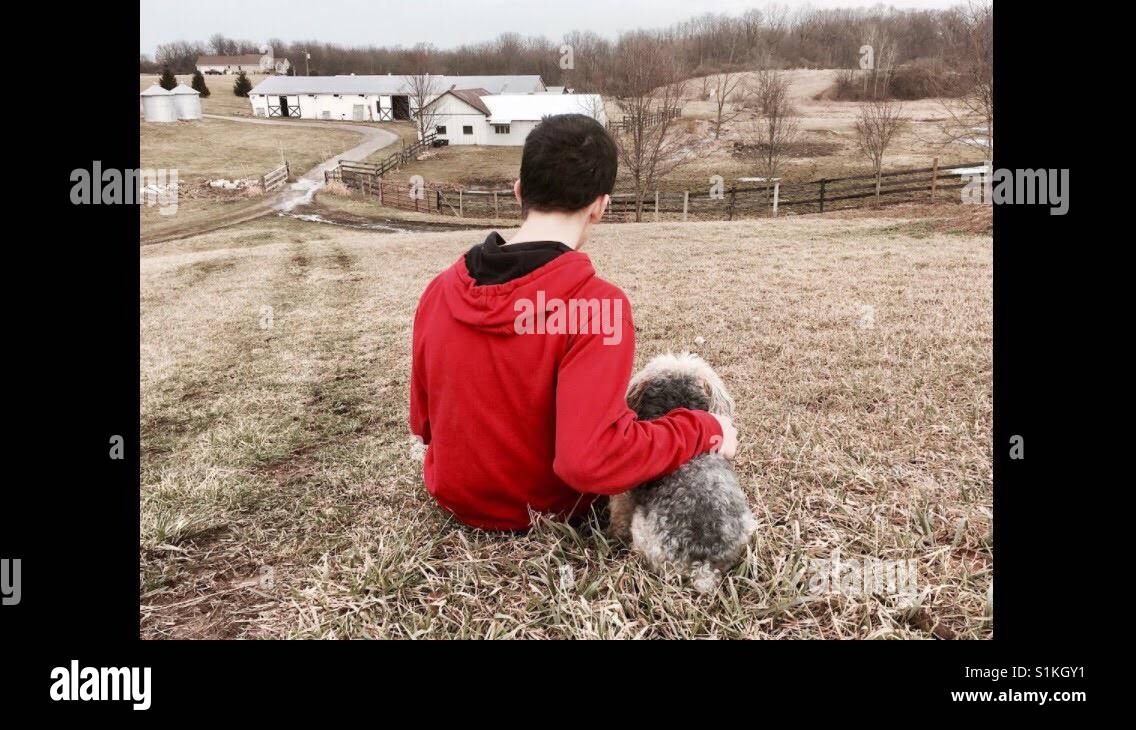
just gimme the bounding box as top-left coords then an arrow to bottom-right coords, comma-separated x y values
171,83 -> 202,120
140,84 -> 176,123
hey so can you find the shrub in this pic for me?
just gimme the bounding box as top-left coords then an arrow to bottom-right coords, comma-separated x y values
233,71 -> 252,97
190,70 -> 211,98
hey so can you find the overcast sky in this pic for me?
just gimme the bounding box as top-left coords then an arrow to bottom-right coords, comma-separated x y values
140,0 -> 961,56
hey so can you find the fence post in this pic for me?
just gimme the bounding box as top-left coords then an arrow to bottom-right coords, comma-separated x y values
727,189 -> 737,221
459,189 -> 463,218
324,170 -> 329,184
819,179 -> 827,213
654,191 -> 659,222
930,156 -> 940,202
285,160 -> 291,180
494,191 -> 499,219
378,179 -> 383,205
772,181 -> 780,217
683,190 -> 689,222
260,174 -> 267,192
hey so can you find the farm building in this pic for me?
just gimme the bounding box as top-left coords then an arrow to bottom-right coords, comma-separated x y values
140,84 -> 177,123
197,48 -> 290,75
423,90 -> 606,145
170,84 -> 202,120
246,74 -> 546,121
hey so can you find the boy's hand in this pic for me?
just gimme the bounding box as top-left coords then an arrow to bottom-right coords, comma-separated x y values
710,414 -> 738,460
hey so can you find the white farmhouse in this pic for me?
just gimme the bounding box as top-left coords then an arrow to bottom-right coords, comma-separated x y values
245,74 -> 546,122
424,90 -> 606,145
197,47 -> 290,75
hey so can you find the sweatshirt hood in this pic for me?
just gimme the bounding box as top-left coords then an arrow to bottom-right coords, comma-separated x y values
441,234 -> 597,333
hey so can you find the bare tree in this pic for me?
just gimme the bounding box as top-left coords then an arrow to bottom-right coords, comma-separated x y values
862,25 -> 898,100
854,97 -> 908,200
936,1 -> 993,155
604,35 -> 691,221
404,72 -> 445,141
743,68 -> 800,197
709,69 -> 746,139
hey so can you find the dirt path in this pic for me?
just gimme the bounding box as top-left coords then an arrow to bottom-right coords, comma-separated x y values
140,115 -> 400,245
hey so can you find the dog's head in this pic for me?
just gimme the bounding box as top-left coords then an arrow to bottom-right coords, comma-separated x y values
626,352 -> 735,420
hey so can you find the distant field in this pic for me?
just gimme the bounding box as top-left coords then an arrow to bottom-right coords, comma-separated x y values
140,212 -> 992,639
140,117 -> 362,184
379,69 -> 981,191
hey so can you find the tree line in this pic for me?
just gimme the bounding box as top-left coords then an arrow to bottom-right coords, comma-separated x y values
140,3 -> 986,88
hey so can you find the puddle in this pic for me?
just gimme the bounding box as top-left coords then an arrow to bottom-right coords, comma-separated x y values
277,211 -> 412,233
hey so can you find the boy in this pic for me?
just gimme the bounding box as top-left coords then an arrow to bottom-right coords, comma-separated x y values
409,114 -> 737,530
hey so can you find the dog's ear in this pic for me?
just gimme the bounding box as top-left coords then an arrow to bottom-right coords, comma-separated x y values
627,377 -> 649,411
701,372 -> 735,417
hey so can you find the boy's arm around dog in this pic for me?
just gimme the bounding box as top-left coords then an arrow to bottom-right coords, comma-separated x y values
551,285 -> 723,494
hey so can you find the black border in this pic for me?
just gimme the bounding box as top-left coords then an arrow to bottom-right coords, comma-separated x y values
0,0 -> 1102,714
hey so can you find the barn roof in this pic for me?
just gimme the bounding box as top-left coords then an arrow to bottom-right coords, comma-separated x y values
483,94 -> 605,124
442,88 -> 491,115
248,74 -> 545,97
198,54 -> 264,65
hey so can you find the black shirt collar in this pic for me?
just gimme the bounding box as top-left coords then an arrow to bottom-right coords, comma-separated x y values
464,231 -> 572,286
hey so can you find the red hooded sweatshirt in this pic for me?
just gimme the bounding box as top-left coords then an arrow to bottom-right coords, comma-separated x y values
409,235 -> 723,530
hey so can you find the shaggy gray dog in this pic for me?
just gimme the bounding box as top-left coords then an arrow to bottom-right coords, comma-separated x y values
610,353 -> 756,592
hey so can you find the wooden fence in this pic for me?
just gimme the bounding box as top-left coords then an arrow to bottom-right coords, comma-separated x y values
327,158 -> 984,222
363,131 -> 438,178
604,160 -> 979,221
605,106 -> 683,133
260,161 -> 291,193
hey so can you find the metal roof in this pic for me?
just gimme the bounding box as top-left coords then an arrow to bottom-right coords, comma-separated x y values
140,84 -> 174,97
483,94 -> 605,124
249,74 -> 545,96
171,83 -> 199,96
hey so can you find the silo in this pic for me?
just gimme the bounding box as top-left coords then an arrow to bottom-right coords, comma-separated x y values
171,84 -> 202,120
140,84 -> 176,123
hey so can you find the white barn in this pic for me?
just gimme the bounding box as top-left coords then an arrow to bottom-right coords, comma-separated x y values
246,74 -> 546,121
424,90 -> 607,146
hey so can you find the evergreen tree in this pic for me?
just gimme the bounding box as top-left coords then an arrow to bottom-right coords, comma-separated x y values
190,69 -> 210,98
233,71 -> 252,97
158,67 -> 177,91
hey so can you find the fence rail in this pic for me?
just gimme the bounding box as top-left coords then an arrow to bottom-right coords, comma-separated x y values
261,161 -> 291,193
605,106 -> 683,133
326,158 -> 984,222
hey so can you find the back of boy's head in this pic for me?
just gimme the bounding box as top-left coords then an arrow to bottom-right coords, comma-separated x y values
519,114 -> 617,215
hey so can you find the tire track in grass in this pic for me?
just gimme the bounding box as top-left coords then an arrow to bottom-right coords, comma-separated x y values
143,236 -> 384,637
142,237 -> 345,635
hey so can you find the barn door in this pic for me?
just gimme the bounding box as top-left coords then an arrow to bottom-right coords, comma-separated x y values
279,96 -> 290,117
353,104 -> 364,121
392,95 -> 410,120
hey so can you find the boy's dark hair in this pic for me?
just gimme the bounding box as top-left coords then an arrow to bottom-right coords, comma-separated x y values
519,114 -> 617,214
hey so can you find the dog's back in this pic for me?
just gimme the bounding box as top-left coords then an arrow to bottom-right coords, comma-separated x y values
617,353 -> 755,591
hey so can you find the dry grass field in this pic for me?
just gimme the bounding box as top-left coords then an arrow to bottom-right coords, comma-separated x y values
138,117 -> 365,242
140,211 -> 992,639
140,117 -> 362,184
